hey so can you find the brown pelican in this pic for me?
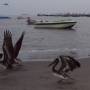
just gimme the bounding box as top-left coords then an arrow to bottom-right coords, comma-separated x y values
0,30 -> 25,69
48,55 -> 81,79
48,57 -> 69,79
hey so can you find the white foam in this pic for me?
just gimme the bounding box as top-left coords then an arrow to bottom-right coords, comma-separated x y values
53,73 -> 68,79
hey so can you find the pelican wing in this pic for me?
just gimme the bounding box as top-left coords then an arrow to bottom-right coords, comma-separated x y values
67,56 -> 80,68
65,56 -> 80,71
2,30 -> 14,63
2,35 -> 8,65
14,31 -> 25,58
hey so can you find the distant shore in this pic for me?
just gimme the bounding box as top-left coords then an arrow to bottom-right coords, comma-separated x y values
0,57 -> 90,90
37,13 -> 90,17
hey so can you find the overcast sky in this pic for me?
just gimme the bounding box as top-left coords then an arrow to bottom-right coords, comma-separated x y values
0,0 -> 90,15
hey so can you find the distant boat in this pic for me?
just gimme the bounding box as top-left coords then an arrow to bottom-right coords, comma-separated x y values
3,3 -> 8,5
0,16 -> 10,19
0,3 -> 8,6
34,20 -> 76,29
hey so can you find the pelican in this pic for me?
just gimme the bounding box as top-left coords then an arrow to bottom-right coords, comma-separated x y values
48,55 -> 81,80
0,30 -> 25,69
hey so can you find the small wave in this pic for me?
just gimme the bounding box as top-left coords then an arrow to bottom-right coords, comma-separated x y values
21,48 -> 80,53
18,48 -> 90,61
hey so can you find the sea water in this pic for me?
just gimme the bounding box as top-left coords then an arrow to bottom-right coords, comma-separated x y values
0,16 -> 90,61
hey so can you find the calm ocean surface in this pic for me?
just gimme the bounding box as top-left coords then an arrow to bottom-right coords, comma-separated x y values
0,16 -> 90,61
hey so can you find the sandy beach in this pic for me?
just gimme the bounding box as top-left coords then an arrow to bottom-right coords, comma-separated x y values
0,58 -> 90,90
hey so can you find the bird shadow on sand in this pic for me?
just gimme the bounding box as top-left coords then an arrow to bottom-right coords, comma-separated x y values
56,79 -> 77,90
57,78 -> 76,84
0,64 -> 27,77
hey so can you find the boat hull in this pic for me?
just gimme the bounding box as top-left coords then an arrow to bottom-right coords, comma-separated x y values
34,21 -> 76,29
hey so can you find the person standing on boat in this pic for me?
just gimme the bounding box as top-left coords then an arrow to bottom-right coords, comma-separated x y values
27,17 -> 31,25
27,17 -> 36,25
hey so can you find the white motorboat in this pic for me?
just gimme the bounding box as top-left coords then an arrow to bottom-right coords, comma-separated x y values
34,20 -> 76,29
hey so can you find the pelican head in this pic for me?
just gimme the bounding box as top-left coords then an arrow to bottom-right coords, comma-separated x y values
48,58 -> 59,67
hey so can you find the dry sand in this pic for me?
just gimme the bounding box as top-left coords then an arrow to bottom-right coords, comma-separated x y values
0,58 -> 90,90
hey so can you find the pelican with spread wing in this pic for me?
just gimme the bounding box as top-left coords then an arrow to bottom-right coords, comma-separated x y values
48,55 -> 81,80
0,30 -> 25,69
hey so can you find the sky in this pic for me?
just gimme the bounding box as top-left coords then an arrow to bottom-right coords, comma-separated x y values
0,0 -> 90,15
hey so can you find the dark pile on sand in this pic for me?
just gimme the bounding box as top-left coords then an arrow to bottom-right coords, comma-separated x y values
0,58 -> 90,90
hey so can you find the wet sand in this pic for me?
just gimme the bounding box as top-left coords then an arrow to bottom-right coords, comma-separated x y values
0,58 -> 90,90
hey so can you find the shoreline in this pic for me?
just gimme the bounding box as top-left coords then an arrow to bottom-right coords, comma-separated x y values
22,56 -> 90,62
